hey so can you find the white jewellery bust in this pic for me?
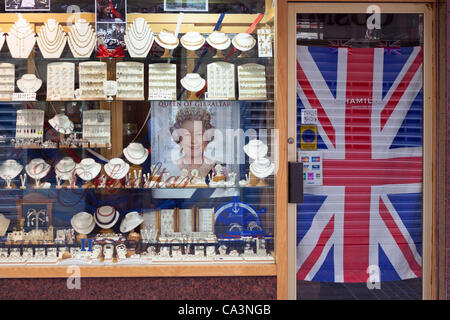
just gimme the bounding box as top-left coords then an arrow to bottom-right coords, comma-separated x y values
55,157 -> 77,181
180,73 -> 206,93
37,19 -> 67,59
49,114 -> 74,134
68,19 -> 95,58
104,158 -> 130,180
232,33 -> 256,52
123,142 -> 149,165
181,31 -> 205,51
75,158 -> 101,181
0,159 -> 23,181
206,31 -> 231,50
124,18 -> 154,58
6,14 -> 36,58
155,29 -> 179,50
243,139 -> 268,159
250,157 -> 275,179
17,74 -> 42,94
119,211 -> 144,233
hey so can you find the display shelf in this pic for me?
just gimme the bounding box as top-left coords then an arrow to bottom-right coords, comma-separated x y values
0,263 -> 276,278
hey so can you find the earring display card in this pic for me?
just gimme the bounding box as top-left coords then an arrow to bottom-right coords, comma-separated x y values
0,63 -> 15,101
15,109 -> 44,145
116,62 -> 144,100
197,208 -> 214,233
237,63 -> 267,100
178,208 -> 194,233
206,62 -> 235,100
78,61 -> 107,100
257,28 -> 273,58
159,209 -> 175,236
148,63 -> 177,100
82,110 -> 111,147
47,62 -> 75,101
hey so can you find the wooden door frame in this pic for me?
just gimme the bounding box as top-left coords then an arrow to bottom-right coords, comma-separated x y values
277,1 -> 436,300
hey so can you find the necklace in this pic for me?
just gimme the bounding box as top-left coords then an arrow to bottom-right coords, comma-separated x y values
38,29 -> 66,54
70,25 -> 93,44
68,32 -> 94,57
233,35 -> 256,49
45,20 -> 58,33
73,21 -> 91,38
207,33 -> 229,46
130,21 -> 151,41
126,34 -> 152,55
181,35 -> 204,47
156,30 -> 178,47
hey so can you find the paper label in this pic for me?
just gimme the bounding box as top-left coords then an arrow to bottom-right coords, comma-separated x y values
301,109 -> 318,124
104,81 -> 117,96
12,92 -> 36,101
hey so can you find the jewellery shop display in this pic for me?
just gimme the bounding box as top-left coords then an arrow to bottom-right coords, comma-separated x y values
206,61 -> 235,100
0,63 -> 15,101
25,158 -> 51,188
46,62 -> 75,100
17,74 -> 42,94
155,29 -> 179,59
180,31 -> 205,57
78,61 -> 107,100
6,14 -> 36,59
124,18 -> 154,58
257,27 -> 273,58
0,160 -> 23,189
0,27 -> 5,52
116,62 -> 144,100
232,33 -> 256,58
82,109 -> 111,147
49,114 -> 74,134
180,73 -> 206,100
55,156 -> 77,188
148,63 -> 177,100
15,109 -> 44,147
67,19 -> 96,58
206,31 -> 231,58
75,158 -> 101,188
237,63 -> 267,100
37,19 -> 67,59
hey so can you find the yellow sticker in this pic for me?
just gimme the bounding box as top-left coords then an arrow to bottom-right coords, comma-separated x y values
300,124 -> 317,150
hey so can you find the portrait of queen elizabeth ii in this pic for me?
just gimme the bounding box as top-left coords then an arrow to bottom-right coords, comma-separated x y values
169,106 -> 218,180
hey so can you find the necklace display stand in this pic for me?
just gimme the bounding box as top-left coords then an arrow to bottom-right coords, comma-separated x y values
180,73 -> 206,100
6,14 -> 36,59
37,19 -> 67,59
155,29 -> 179,59
124,18 -> 154,58
206,31 -> 231,59
68,19 -> 96,58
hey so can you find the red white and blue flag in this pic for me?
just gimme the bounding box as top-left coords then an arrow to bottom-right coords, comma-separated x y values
296,46 -> 423,282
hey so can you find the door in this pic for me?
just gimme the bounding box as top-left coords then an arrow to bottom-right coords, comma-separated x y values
287,3 -> 434,300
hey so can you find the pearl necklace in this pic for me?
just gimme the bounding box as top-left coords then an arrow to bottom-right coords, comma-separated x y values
130,21 -> 151,41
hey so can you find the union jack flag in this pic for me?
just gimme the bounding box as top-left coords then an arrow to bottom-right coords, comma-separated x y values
296,46 -> 423,282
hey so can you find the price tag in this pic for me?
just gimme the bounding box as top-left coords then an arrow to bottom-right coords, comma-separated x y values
12,92 -> 36,101
104,81 -> 117,96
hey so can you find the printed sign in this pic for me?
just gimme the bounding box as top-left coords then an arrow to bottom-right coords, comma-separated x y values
300,124 -> 317,150
301,108 -> 318,124
298,151 -> 323,186
12,92 -> 36,101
